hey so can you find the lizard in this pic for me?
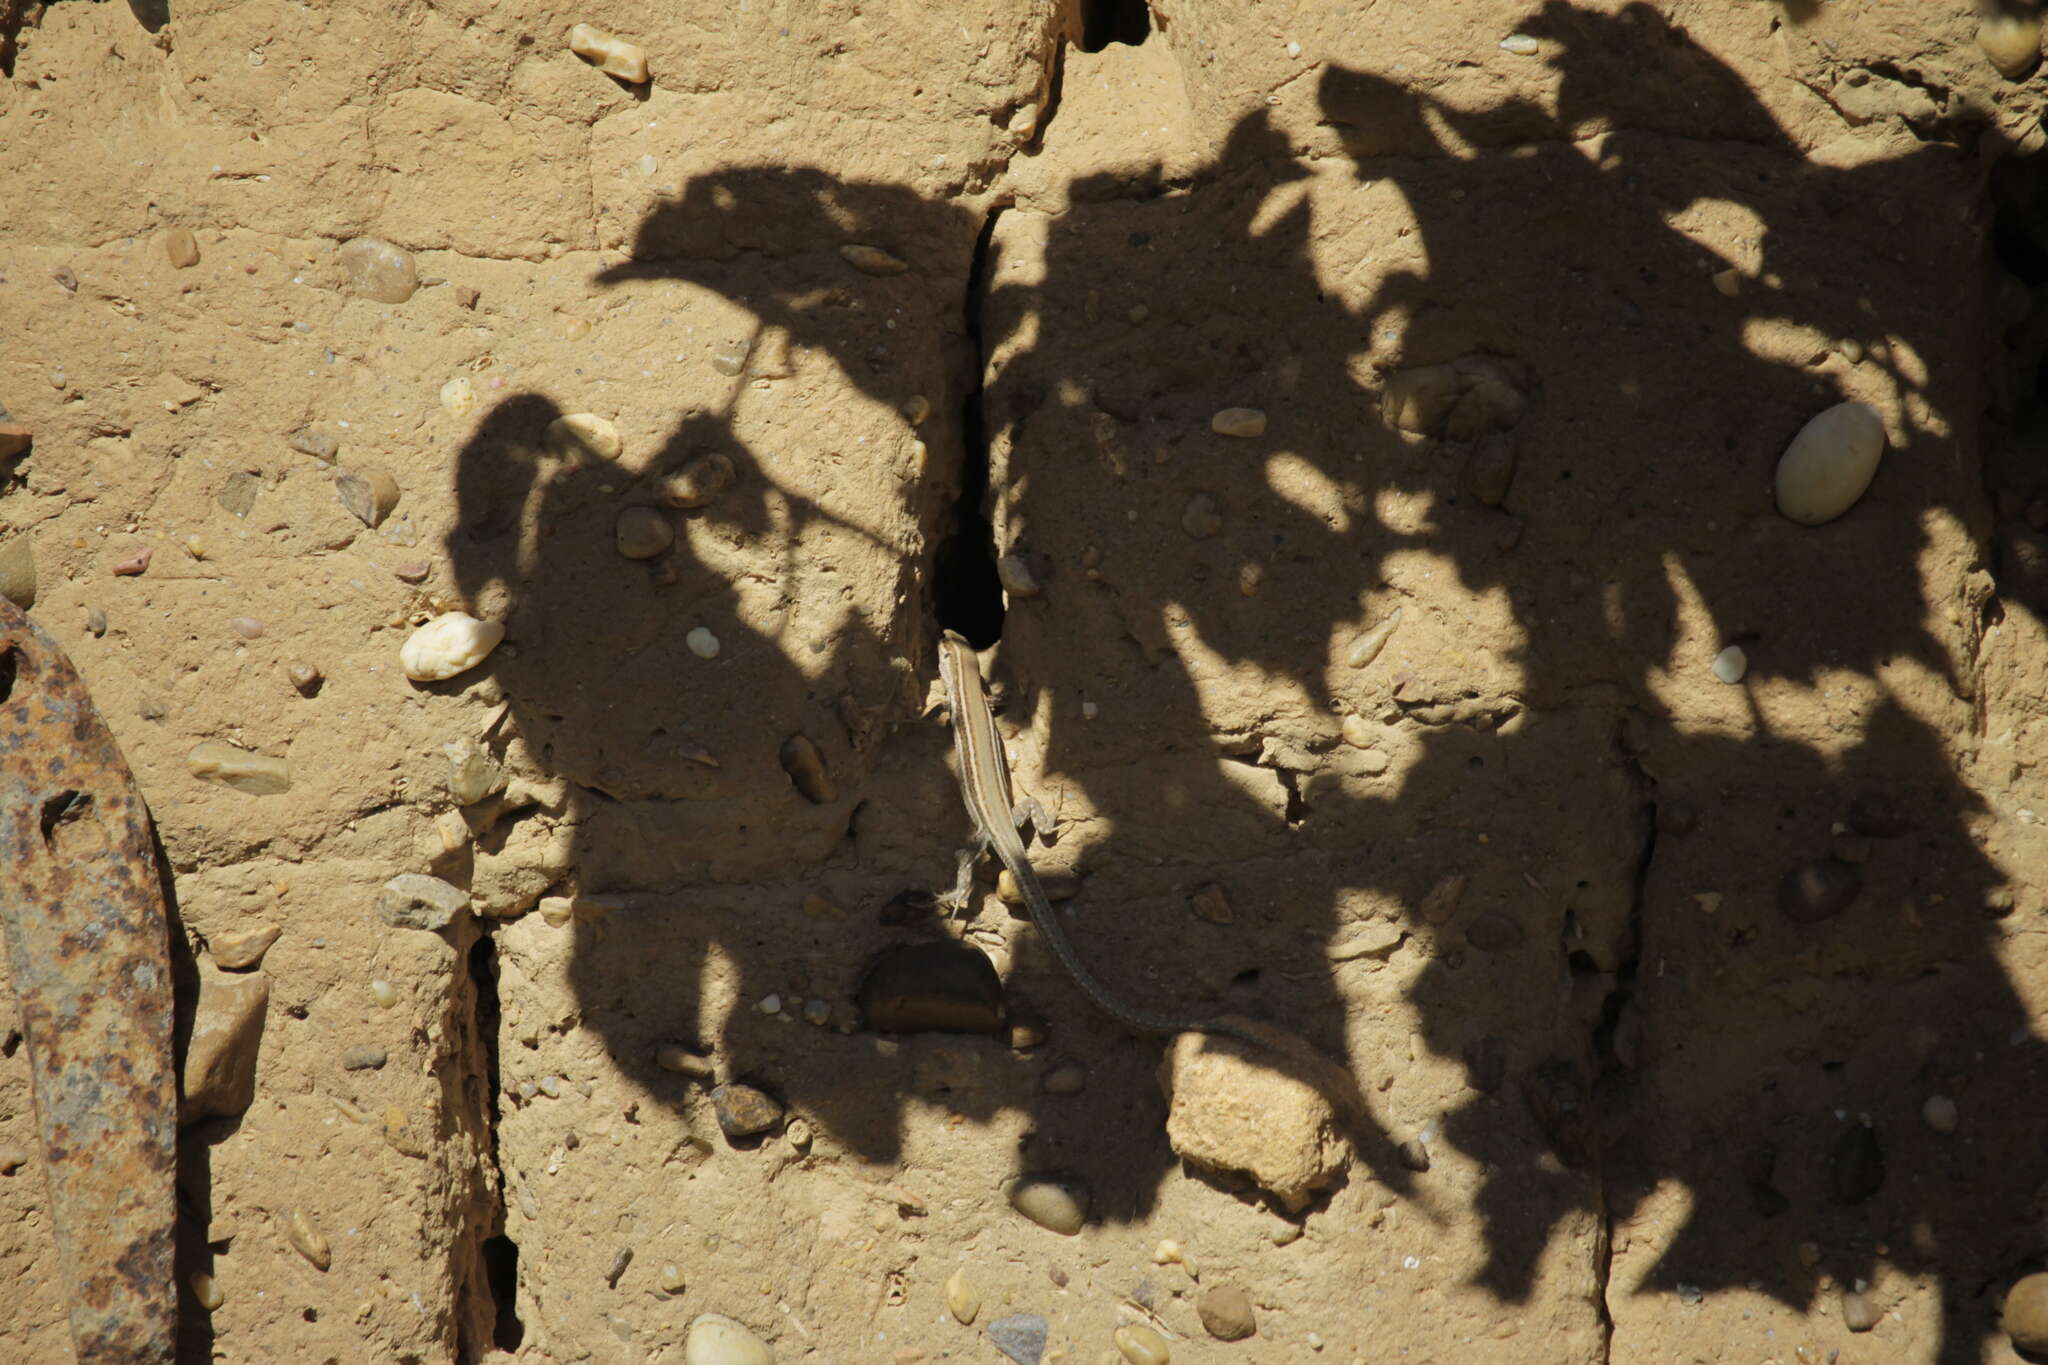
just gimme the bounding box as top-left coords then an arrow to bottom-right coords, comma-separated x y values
936,628 -> 1276,1046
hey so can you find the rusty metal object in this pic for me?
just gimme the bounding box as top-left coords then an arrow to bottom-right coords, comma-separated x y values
0,597 -> 176,1363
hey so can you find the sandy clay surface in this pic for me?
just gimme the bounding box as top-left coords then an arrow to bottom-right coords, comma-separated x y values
7,0 -> 2048,1361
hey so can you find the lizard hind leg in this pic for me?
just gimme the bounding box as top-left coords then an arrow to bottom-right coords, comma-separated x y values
937,830 -> 991,917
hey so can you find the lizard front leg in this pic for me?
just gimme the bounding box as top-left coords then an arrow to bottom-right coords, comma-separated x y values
938,828 -> 991,917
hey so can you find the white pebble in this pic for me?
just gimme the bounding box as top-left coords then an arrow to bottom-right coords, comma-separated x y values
686,626 -> 721,659
568,23 -> 649,82
1500,33 -> 1539,54
440,376 -> 476,419
401,612 -> 506,682
684,1314 -> 773,1365
757,994 -> 782,1015
545,412 -> 622,463
1346,607 -> 1402,669
370,979 -> 399,1009
1710,645 -> 1747,684
1775,401 -> 1885,526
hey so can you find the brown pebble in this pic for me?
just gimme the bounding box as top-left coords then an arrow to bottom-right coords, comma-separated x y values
283,1207 -> 331,1271
0,421 -> 31,460
710,1082 -> 784,1138
454,284 -> 480,310
85,607 -> 107,637
286,662 -> 323,696
392,560 -> 432,583
2005,1272 -> 2048,1352
858,941 -> 1007,1034
1198,1285 -> 1257,1341
779,733 -> 835,803
53,266 -> 77,292
289,428 -> 339,463
111,548 -> 153,576
1778,858 -> 1860,923
336,468 -> 401,528
164,228 -> 200,269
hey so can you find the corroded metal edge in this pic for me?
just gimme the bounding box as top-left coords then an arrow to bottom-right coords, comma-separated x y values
0,596 -> 176,1364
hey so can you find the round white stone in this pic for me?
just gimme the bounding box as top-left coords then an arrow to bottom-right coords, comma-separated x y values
400,613 -> 505,682
1711,645 -> 1747,685
1775,401 -> 1884,526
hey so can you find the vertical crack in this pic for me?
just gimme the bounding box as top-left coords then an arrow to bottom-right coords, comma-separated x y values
459,930 -> 523,1359
933,203 -> 1008,646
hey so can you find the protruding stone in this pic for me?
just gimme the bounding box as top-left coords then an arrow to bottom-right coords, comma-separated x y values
181,963 -> 270,1126
545,412 -> 622,463
1198,1285 -> 1257,1341
1006,1174 -> 1089,1235
1160,1031 -> 1351,1211
568,23 -> 649,82
186,740 -> 291,796
778,733 -> 834,803
683,1313 -> 774,1365
400,613 -> 505,682
0,536 -> 34,609
660,452 -> 736,509
987,1314 -> 1048,1365
2004,1273 -> 2048,1353
164,227 -> 200,269
710,1083 -> 784,1139
376,873 -> 470,931
858,941 -> 1006,1033
210,925 -> 281,971
338,237 -> 419,304
336,467 -> 401,528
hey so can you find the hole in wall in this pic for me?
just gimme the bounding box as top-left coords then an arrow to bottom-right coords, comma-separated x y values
1078,0 -> 1151,53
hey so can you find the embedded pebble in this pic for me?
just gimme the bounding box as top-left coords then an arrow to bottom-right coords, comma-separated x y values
604,1246 -> 632,1286
656,1043 -> 716,1079
778,733 -> 834,803
341,1046 -> 386,1072
711,1082 -> 784,1138
336,468 -> 401,528
0,419 -> 28,460
287,662 -> 323,695
840,244 -> 909,276
400,612 -> 505,682
902,394 -> 932,424
229,616 -> 264,640
1499,33 -> 1538,54
1710,645 -> 1746,684
997,554 -> 1040,599
337,237 -> 419,304
0,1146 -> 28,1174
1711,268 -> 1741,298
377,873 -> 470,931
218,470 -> 261,518
1042,1059 -> 1087,1095
454,284 -> 479,309
785,1117 -> 813,1148
1199,1285 -> 1258,1341
1181,493 -> 1222,539
369,978 -> 400,1009
284,1208 -> 331,1271
568,23 -> 650,82
85,607 -> 107,637
987,1314 -> 1048,1365
164,227 -> 200,268
183,963 -> 269,1123
616,507 -> 673,559
440,376 -> 477,419
1007,1174 -> 1089,1235
444,740 -> 505,806
945,1267 -> 981,1325
710,341 -> 750,376
1922,1094 -> 1958,1134
1211,407 -> 1266,438
393,559 -> 432,583
1115,1325 -> 1170,1365
545,412 -> 622,463
1841,1288 -> 1879,1332
661,452 -> 737,509
659,1263 -> 686,1294
0,536 -> 35,609
2005,1273 -> 2048,1352
1346,607 -> 1402,668
1339,714 -> 1374,748
686,626 -> 722,659
858,941 -> 1007,1033
1778,858 -> 1860,924
1775,401 -> 1885,525
53,266 -> 77,292
1189,883 -> 1234,925
1979,14 -> 2042,79
289,429 -> 339,463
211,924 -> 281,970
190,1272 -> 225,1311
111,547 -> 153,576
187,741 -> 291,795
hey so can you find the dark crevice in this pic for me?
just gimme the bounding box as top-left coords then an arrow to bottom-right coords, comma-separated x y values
1078,0 -> 1150,53
462,934 -> 523,1357
933,205 -> 1007,648
0,643 -> 16,703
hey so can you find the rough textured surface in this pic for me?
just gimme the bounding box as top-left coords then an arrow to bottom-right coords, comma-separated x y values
2,1 -> 2046,1362
1159,1033 -> 1353,1211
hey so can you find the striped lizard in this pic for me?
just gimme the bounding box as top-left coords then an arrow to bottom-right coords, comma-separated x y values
936,629 -> 1274,1045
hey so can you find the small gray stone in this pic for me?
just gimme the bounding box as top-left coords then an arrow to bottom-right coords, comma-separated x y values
218,471 -> 261,518
377,874 -> 470,931
341,1046 -> 387,1071
987,1313 -> 1048,1365
1841,1288 -> 1879,1332
289,429 -> 339,463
